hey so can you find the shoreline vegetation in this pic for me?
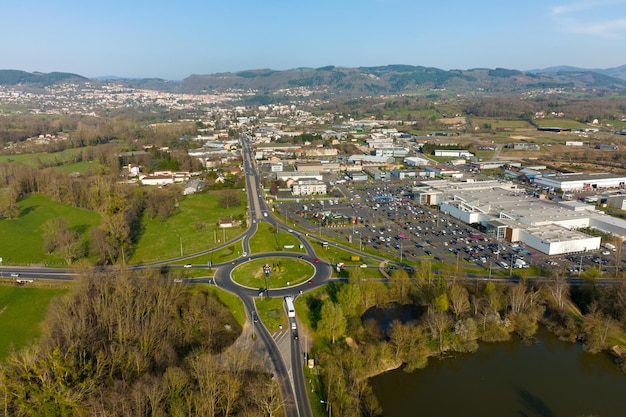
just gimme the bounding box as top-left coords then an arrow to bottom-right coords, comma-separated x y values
303,271 -> 626,417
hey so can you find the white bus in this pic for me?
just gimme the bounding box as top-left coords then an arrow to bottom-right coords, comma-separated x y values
284,296 -> 296,318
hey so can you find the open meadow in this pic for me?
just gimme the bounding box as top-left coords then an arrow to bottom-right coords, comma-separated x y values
0,194 -> 101,266
0,284 -> 69,360
130,191 -> 247,263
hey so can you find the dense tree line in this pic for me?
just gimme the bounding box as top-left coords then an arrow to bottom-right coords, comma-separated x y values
306,267 -> 626,416
0,270 -> 282,416
0,112 -> 197,150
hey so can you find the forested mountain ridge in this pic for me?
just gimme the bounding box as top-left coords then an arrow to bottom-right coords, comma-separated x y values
0,69 -> 88,85
176,65 -> 626,96
2,65 -> 626,98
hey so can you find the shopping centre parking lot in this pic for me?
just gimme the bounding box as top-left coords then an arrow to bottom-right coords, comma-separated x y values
274,181 -> 623,275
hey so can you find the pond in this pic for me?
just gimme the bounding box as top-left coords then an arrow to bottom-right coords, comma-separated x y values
370,328 -> 626,417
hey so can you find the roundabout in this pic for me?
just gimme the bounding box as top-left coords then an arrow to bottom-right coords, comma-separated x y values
231,257 -> 315,289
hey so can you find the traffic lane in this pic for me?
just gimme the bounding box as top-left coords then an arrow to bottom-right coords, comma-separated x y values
291,331 -> 313,417
243,293 -> 299,417
214,254 -> 332,298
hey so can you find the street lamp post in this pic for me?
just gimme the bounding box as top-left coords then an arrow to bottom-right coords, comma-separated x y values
320,400 -> 332,417
579,254 -> 584,277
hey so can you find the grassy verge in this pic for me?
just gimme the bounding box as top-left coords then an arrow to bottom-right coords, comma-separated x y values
0,284 -> 69,360
249,222 -> 306,254
255,296 -> 288,332
313,242 -> 377,267
168,240 -> 244,266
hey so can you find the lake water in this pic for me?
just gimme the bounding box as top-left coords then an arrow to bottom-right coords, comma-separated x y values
370,329 -> 626,417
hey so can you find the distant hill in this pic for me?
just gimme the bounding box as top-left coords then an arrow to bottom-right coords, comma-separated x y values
175,65 -> 626,98
2,65 -> 626,100
0,70 -> 88,86
529,65 -> 626,81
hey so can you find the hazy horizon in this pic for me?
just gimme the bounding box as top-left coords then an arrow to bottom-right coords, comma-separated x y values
4,0 -> 626,80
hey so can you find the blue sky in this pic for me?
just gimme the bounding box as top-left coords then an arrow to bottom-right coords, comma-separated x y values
3,0 -> 626,80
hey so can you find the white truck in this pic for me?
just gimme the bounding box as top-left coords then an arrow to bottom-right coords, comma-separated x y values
514,259 -> 528,268
604,243 -> 616,251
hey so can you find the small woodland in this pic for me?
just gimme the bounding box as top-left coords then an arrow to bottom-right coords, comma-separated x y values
0,271 -> 283,417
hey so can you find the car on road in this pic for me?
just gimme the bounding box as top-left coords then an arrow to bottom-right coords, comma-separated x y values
231,260 -> 238,265
253,312 -> 259,323
10,272 -> 20,277
293,331 -> 299,340
313,258 -> 319,263
307,279 -> 313,285
288,229 -> 293,233
183,264 -> 192,268
242,252 -> 247,257
298,255 -> 304,259
258,288 -> 266,296
173,278 -> 183,283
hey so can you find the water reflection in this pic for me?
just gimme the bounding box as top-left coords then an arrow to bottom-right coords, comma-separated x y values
370,328 -> 626,417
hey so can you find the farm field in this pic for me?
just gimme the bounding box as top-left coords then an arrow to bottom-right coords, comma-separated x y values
0,148 -> 87,168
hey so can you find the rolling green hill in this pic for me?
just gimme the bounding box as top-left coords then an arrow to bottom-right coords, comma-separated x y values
0,70 -> 88,86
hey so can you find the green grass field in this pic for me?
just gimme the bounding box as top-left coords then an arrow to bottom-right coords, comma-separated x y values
231,257 -> 314,289
471,118 -> 533,129
249,222 -> 306,254
0,148 -> 87,168
534,118 -> 588,129
53,160 -> 101,174
0,284 -> 69,360
0,194 -> 101,266
130,191 -> 247,263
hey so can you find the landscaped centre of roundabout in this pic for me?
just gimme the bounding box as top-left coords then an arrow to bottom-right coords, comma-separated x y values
230,257 -> 315,289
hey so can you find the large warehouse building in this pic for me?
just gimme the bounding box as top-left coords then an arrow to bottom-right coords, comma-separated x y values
534,173 -> 626,192
413,180 -> 626,255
